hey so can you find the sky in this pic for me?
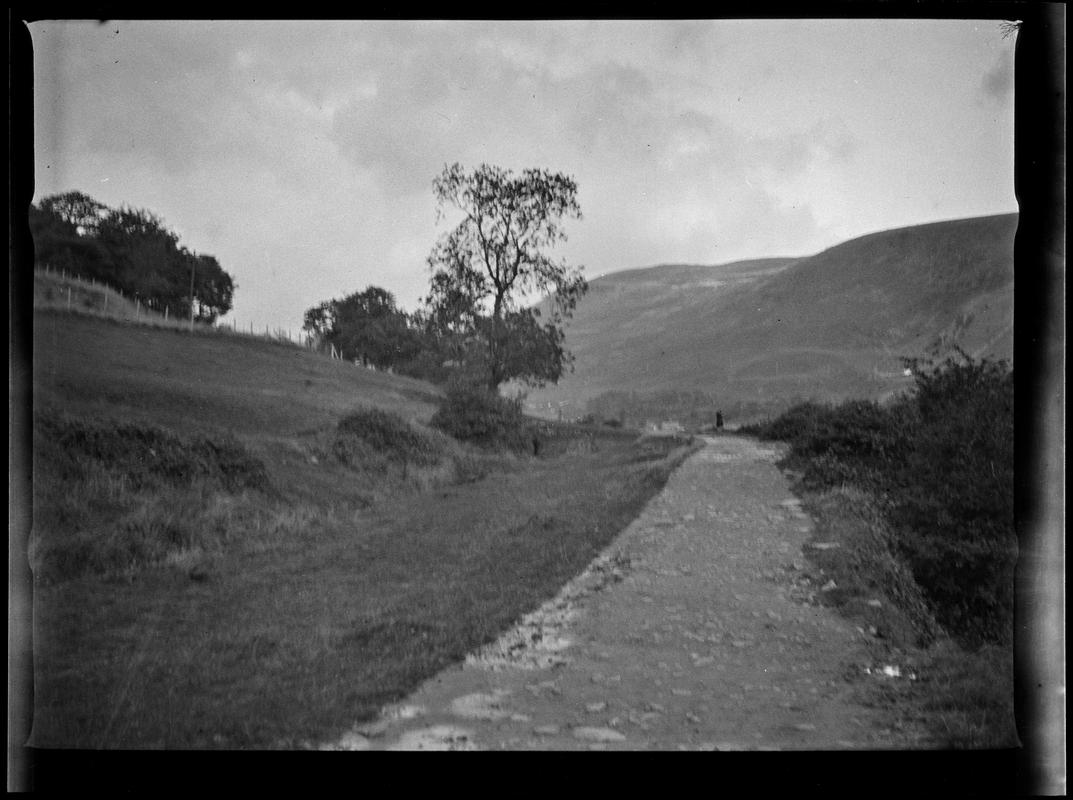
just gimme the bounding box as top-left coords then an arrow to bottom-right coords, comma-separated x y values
29,18 -> 1017,333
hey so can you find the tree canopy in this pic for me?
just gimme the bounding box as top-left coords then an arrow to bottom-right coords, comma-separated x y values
425,163 -> 588,390
30,191 -> 235,322
303,286 -> 421,370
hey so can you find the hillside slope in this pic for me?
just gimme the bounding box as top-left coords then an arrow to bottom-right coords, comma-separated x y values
33,311 -> 442,442
526,214 -> 1016,420
25,304 -> 699,750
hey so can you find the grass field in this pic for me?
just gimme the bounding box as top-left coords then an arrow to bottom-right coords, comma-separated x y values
26,309 -> 696,748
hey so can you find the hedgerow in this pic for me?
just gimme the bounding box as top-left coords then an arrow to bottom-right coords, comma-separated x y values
745,350 -> 1015,647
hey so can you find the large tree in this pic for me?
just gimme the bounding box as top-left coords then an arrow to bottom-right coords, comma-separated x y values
190,253 -> 235,323
425,163 -> 588,391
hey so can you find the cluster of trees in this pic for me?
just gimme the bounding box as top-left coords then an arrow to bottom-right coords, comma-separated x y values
305,163 -> 588,390
302,287 -> 441,377
30,191 -> 234,323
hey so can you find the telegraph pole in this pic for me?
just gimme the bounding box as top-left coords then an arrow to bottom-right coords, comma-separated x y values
188,257 -> 196,331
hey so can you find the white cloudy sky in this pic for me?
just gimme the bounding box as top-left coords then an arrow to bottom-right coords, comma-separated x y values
30,18 -> 1017,332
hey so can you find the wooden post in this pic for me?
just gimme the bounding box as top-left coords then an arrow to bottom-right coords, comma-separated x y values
66,286 -> 72,310
165,306 -> 169,321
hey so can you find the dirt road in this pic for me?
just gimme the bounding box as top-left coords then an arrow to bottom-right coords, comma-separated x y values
318,435 -> 928,751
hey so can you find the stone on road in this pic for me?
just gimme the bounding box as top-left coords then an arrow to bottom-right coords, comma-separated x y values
319,435 -> 927,751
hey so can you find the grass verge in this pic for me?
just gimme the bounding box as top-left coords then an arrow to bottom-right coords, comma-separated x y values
783,483 -> 1018,748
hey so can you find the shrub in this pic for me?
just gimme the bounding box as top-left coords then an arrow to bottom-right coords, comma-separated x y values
333,407 -> 447,467
33,411 -> 270,492
30,412 -> 273,583
746,399 -> 913,470
740,400 -> 827,445
430,381 -> 531,451
749,352 -> 1015,647
890,352 -> 1014,646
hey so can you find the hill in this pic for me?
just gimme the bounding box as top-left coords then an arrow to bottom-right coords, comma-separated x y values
525,214 -> 1016,423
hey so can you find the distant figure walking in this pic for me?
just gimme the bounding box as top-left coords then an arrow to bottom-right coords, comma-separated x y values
715,410 -> 724,432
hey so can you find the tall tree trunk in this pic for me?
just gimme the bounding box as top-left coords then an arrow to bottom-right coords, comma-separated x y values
487,291 -> 506,391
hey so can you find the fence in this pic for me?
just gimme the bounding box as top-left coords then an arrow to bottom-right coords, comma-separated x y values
34,265 -> 333,355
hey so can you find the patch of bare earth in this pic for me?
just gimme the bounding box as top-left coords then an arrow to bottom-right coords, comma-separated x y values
317,436 -> 932,751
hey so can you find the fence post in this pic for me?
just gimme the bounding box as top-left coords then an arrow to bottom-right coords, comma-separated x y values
67,286 -> 72,311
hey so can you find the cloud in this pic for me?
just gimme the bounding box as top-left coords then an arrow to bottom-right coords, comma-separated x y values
330,28 -> 550,196
329,33 -> 670,198
750,117 -> 858,178
36,22 -> 271,177
30,19 -> 1015,334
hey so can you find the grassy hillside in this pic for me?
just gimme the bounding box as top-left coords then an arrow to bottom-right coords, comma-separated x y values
535,258 -> 796,341
25,308 -> 697,748
526,214 -> 1016,422
34,310 -> 440,441
35,268 -> 157,322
